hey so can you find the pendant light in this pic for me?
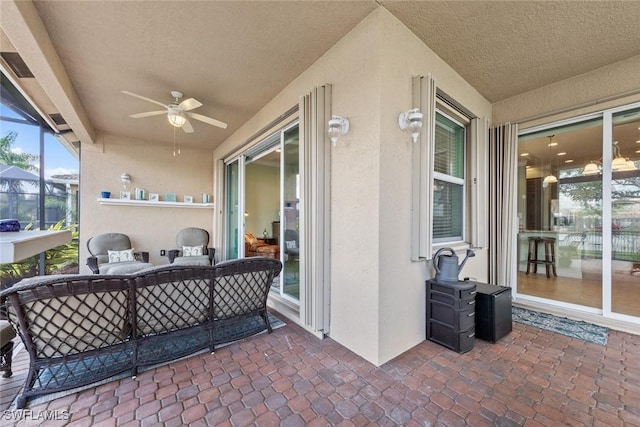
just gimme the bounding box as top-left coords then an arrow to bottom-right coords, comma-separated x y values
543,135 -> 558,188
582,141 -> 637,175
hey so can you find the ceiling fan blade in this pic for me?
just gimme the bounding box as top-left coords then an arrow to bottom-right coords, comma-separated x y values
187,112 -> 228,129
121,91 -> 167,108
130,110 -> 165,119
179,97 -> 202,112
181,118 -> 194,133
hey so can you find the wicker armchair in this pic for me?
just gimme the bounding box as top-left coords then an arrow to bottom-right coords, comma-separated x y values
167,227 -> 215,265
87,233 -> 152,274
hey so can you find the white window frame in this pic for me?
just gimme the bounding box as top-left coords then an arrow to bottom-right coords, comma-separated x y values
432,104 -> 470,245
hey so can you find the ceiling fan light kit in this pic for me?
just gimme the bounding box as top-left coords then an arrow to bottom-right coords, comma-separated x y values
167,106 -> 186,128
122,90 -> 227,134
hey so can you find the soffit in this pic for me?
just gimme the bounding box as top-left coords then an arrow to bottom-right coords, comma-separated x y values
3,1 -> 640,152
382,0 -> 640,103
28,0 -> 376,150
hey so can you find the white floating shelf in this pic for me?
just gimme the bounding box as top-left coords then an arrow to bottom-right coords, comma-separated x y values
97,198 -> 214,209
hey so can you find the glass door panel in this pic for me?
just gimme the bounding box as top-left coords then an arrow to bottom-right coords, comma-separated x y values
611,108 -> 640,317
517,118 -> 603,308
244,138 -> 282,295
225,160 -> 240,259
282,124 -> 300,302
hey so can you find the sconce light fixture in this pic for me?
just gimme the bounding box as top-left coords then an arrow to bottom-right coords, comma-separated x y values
327,115 -> 350,146
398,108 -> 423,143
120,173 -> 131,189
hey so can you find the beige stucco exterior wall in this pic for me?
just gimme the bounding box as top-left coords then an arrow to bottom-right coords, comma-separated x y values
79,132 -> 214,272
376,11 -> 491,363
493,55 -> 640,128
213,8 -> 491,366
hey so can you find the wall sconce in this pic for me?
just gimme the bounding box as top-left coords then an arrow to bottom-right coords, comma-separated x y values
120,173 -> 131,189
327,115 -> 350,146
398,108 -> 423,143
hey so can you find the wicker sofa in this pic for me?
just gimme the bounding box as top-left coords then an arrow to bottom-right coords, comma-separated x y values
1,258 -> 282,408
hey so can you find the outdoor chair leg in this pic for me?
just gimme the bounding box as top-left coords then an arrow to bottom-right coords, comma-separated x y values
0,341 -> 13,378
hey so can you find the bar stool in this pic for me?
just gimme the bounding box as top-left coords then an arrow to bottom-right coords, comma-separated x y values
526,237 -> 557,278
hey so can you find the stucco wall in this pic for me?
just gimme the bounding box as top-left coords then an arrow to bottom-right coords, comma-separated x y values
80,132 -> 214,272
212,8 -> 492,366
493,55 -> 640,128
376,11 -> 491,364
214,8 -> 384,363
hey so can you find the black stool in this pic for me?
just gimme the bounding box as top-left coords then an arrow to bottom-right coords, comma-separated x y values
526,237 -> 557,278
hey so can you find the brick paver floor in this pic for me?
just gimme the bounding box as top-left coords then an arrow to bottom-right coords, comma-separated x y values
2,312 -> 639,426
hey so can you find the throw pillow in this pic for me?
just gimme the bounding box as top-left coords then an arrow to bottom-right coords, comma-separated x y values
108,249 -> 135,263
182,245 -> 204,257
245,233 -> 258,245
285,240 -> 297,249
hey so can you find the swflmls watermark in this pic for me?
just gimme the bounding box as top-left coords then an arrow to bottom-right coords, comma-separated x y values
2,409 -> 70,421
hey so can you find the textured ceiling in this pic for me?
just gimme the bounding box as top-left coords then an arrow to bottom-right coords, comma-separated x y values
2,1 -> 640,151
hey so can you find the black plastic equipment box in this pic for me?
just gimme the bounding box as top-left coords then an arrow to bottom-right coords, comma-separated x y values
474,282 -> 512,343
426,280 -> 476,353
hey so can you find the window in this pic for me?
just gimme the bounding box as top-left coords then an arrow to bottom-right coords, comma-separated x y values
433,110 -> 467,243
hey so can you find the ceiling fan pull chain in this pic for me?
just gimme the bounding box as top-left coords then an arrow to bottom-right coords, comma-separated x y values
173,126 -> 177,156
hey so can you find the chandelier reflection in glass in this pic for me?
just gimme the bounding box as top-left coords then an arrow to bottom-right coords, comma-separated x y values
582,141 -> 637,175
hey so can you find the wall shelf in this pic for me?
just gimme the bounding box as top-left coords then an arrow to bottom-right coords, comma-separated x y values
97,198 -> 214,209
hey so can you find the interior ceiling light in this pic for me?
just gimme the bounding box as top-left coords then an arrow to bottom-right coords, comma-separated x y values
582,161 -> 600,175
543,135 -> 558,188
582,141 -> 637,175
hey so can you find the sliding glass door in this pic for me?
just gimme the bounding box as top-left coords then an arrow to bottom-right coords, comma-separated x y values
518,118 -> 604,309
517,103 -> 640,322
225,160 -> 241,259
282,124 -> 300,301
611,107 -> 640,318
224,122 -> 301,304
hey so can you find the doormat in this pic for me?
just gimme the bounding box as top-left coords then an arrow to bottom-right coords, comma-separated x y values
17,313 -> 285,409
512,307 -> 608,346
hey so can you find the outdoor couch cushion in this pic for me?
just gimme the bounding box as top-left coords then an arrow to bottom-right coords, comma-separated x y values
99,261 -> 154,275
171,256 -> 211,266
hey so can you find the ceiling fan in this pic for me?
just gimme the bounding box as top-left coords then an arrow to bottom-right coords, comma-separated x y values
121,90 -> 227,133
